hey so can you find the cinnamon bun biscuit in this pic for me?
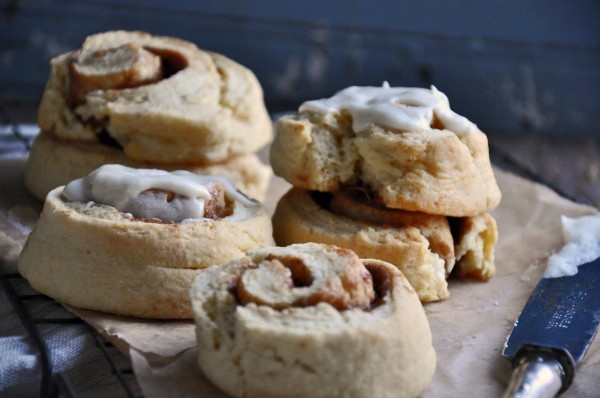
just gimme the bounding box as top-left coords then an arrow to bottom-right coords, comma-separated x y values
190,243 -> 436,398
270,85 -> 500,217
38,30 -> 272,164
272,188 -> 451,302
24,132 -> 271,201
272,187 -> 499,302
18,165 -> 274,319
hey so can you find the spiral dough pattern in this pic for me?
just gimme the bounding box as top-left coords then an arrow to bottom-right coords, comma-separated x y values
190,243 -> 437,398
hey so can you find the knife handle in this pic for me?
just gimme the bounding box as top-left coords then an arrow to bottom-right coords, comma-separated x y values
503,347 -> 574,398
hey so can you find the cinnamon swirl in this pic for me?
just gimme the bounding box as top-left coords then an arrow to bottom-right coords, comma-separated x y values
190,243 -> 436,398
27,30 -> 272,201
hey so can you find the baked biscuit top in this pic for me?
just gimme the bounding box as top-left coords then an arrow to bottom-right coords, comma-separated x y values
38,31 -> 272,163
300,83 -> 480,135
271,84 -> 501,216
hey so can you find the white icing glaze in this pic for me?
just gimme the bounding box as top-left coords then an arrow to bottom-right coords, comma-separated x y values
299,84 -> 480,134
544,212 -> 600,278
62,164 -> 253,222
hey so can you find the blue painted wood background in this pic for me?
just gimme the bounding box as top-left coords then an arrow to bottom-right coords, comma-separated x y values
1,0 -> 598,135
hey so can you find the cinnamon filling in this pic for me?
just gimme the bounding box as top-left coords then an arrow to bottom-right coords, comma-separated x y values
364,261 -> 393,310
264,254 -> 315,288
67,43 -> 189,145
68,44 -> 189,105
202,183 -> 234,220
232,247 -> 394,312
430,112 -> 445,130
69,44 -> 161,105
316,189 -> 456,272
145,47 -> 188,79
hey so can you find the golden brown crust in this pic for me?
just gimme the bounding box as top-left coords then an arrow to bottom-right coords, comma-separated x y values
270,112 -> 501,217
271,187 -> 451,302
271,188 -> 499,300
329,189 -> 455,272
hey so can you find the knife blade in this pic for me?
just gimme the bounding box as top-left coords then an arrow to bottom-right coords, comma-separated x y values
502,256 -> 600,398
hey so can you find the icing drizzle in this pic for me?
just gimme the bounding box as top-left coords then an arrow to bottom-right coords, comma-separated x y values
63,164 -> 252,222
299,83 -> 480,134
544,212 -> 600,278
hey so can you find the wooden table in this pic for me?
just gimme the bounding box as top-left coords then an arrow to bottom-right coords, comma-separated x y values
488,131 -> 600,209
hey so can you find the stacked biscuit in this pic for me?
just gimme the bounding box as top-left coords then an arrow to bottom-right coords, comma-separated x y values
271,84 -> 501,302
26,31 -> 272,201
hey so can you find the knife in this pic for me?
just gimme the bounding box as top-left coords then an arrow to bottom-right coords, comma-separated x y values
502,256 -> 600,398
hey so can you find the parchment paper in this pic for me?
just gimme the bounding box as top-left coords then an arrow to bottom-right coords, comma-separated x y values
1,157 -> 599,397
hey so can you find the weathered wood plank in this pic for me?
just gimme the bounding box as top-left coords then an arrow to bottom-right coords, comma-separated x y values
1,1 -> 598,135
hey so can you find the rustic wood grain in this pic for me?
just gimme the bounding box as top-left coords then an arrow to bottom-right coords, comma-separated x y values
1,1 -> 598,135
